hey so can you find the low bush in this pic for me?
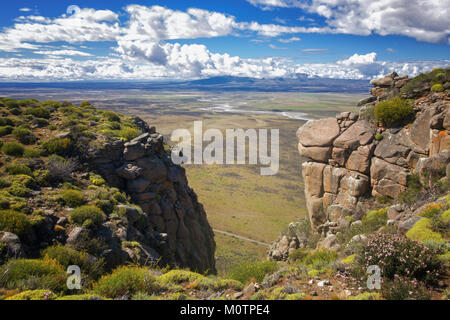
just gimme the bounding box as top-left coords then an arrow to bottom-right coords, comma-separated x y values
2,142 -> 24,156
0,258 -> 66,292
42,137 -> 72,155
93,266 -> 158,298
0,209 -> 31,236
228,261 -> 278,284
5,163 -> 32,176
104,111 -> 121,122
374,97 -> 414,127
23,107 -> 51,119
23,148 -> 41,158
12,127 -> 36,145
381,276 -> 431,300
42,245 -> 104,280
302,249 -> 338,270
406,218 -> 444,243
5,290 -> 56,301
60,189 -> 85,207
0,177 -> 11,189
0,125 -> 13,137
356,233 -> 443,285
7,183 -> 31,197
69,205 -> 105,226
430,84 -> 444,92
47,155 -> 76,182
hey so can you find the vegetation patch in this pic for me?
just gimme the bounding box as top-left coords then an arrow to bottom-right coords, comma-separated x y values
374,97 -> 414,127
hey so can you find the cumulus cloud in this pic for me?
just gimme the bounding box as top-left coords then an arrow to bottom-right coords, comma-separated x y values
0,4 -> 448,81
121,5 -> 236,41
0,8 -> 120,52
247,0 -> 450,43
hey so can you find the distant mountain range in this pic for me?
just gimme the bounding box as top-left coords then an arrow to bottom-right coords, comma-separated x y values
0,76 -> 371,93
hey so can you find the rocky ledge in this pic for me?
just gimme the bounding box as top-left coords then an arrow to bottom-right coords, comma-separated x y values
269,70 -> 450,260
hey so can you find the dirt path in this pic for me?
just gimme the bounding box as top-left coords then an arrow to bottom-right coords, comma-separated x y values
213,229 -> 271,247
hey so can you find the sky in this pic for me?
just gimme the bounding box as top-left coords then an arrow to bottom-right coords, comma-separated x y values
0,0 -> 448,81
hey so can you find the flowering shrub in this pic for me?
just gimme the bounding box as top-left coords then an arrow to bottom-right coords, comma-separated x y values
382,275 -> 432,300
356,233 -> 442,285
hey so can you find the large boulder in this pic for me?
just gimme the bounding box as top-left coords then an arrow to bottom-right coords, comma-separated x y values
334,120 -> 375,150
298,143 -> 332,163
297,118 -> 340,147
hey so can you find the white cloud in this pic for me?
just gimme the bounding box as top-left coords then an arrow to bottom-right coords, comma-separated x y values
34,49 -> 93,57
121,5 -> 236,41
278,37 -> 301,43
269,44 -> 288,50
19,8 -> 32,12
0,4 -> 448,81
247,0 -> 450,43
0,8 -> 120,52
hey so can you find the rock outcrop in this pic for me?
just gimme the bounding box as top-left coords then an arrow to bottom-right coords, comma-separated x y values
298,72 -> 449,235
85,129 -> 216,273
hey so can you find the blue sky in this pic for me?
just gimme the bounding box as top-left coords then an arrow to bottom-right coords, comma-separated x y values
0,0 -> 448,81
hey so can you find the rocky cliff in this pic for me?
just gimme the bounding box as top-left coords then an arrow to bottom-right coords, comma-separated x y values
269,69 -> 450,260
0,99 -> 215,273
85,128 -> 216,272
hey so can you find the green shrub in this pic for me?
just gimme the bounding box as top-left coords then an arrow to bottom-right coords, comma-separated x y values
302,249 -> 338,270
42,245 -> 103,280
34,169 -> 51,186
42,137 -> 72,155
69,205 -> 105,226
0,177 -> 11,188
2,142 -> 24,156
288,248 -> 311,261
0,258 -> 66,292
406,218 -> 444,243
23,107 -> 51,119
228,261 -> 277,284
61,189 -> 85,207
375,133 -> 383,141
7,182 -> 31,197
90,174 -> 105,186
431,84 -> 444,92
0,125 -> 13,137
5,163 -> 32,176
119,127 -> 140,141
93,266 -> 158,298
374,97 -> 415,127
0,209 -> 31,236
23,148 -> 41,158
5,289 -> 56,300
9,108 -> 21,115
12,127 -> 36,145
104,111 -> 121,122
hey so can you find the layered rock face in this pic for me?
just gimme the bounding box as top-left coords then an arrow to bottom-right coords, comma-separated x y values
86,121 -> 216,273
297,72 -> 450,236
